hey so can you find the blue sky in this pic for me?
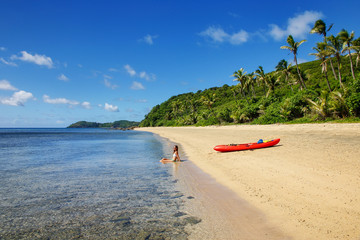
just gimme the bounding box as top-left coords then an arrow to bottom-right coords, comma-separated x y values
1,0 -> 359,127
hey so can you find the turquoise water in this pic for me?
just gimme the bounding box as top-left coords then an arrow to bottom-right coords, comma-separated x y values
0,129 -> 199,239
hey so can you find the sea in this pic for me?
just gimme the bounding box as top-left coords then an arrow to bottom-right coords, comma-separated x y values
0,128 -> 199,239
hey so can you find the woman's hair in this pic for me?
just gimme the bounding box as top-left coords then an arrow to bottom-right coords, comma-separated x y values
173,145 -> 178,153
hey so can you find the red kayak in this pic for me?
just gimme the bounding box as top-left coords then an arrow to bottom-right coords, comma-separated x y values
214,138 -> 280,152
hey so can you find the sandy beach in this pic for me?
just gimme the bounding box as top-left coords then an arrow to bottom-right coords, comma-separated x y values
138,124 -> 360,240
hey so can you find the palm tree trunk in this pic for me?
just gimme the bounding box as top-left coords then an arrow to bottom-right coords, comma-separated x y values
322,58 -> 332,92
285,75 -> 293,92
242,91 -> 249,104
232,90 -> 241,108
263,84 -> 266,96
324,70 -> 331,92
232,91 -> 237,101
329,58 -> 338,81
348,50 -> 356,80
336,56 -> 343,88
294,56 -> 307,90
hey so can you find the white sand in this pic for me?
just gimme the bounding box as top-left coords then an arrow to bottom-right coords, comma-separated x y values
138,123 -> 360,240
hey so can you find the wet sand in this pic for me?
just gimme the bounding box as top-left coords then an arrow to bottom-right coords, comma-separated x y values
138,123 -> 360,240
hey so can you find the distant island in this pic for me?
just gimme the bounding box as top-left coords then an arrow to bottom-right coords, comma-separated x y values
67,120 -> 140,130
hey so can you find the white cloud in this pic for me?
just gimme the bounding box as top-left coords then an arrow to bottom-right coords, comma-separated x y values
81,101 -> 91,109
139,71 -> 156,81
140,34 -> 158,45
137,99 -> 148,103
124,64 -> 136,76
0,47 -> 6,51
200,26 -> 229,43
229,30 -> 249,45
11,51 -> 54,68
58,74 -> 69,81
43,95 -> 91,110
108,68 -> 118,72
43,95 -> 79,105
269,24 -> 287,40
139,72 -> 148,80
199,26 -> 249,45
269,11 -> 323,41
0,90 -> 35,106
104,79 -> 118,89
124,65 -> 156,82
0,80 -> 18,91
131,81 -> 145,90
0,57 -> 17,67
104,103 -> 119,112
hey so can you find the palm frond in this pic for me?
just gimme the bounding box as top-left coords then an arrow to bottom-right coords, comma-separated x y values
280,46 -> 292,50
327,23 -> 334,33
297,39 -> 307,47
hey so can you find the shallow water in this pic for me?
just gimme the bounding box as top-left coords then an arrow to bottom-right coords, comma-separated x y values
0,129 -> 200,239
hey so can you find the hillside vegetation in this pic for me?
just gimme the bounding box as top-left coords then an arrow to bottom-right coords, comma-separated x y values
140,21 -> 360,127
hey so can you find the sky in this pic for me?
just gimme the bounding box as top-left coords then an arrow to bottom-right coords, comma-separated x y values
1,0 -> 359,127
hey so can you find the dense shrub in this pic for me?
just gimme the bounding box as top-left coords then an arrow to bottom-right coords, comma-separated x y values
347,79 -> 360,117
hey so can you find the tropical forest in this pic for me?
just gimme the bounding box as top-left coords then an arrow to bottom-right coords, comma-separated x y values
140,20 -> 360,127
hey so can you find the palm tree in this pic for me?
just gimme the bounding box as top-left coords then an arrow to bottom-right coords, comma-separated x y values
255,66 -> 267,95
200,93 -> 218,115
310,19 -> 333,41
264,75 -> 280,97
280,35 -> 307,90
275,59 -> 287,71
338,29 -> 356,80
187,98 -> 198,114
246,72 -> 256,98
275,59 -> 295,91
330,91 -> 349,118
352,37 -> 360,68
307,91 -> 331,120
232,68 -> 249,104
310,19 -> 338,81
171,99 -> 181,118
230,86 -> 237,100
310,42 -> 332,91
327,35 -> 344,87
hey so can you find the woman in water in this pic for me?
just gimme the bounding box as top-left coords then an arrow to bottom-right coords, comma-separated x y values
160,145 -> 181,163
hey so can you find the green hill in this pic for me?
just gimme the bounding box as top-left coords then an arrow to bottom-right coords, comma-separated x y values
68,120 -> 140,129
140,55 -> 360,127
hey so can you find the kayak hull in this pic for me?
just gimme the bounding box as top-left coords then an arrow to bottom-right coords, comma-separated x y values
213,138 -> 280,152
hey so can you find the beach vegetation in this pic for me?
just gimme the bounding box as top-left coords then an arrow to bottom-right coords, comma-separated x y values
140,20 -> 360,127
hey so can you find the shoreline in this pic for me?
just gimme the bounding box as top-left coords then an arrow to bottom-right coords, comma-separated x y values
137,123 -> 360,240
155,135 -> 288,239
